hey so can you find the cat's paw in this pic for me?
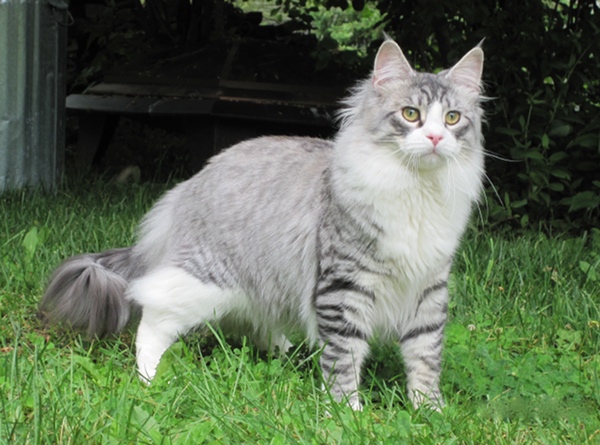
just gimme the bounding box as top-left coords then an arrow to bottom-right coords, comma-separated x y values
253,333 -> 293,355
348,397 -> 363,411
410,390 -> 445,412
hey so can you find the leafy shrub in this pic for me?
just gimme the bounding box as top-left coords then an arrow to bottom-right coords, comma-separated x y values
307,2 -> 387,70
262,0 -> 386,71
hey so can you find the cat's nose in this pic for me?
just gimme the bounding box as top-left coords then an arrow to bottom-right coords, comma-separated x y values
426,134 -> 444,147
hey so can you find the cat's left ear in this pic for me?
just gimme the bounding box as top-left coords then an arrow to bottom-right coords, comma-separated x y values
446,47 -> 484,94
372,40 -> 414,89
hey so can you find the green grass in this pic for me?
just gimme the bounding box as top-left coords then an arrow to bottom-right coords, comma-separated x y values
1,180 -> 599,444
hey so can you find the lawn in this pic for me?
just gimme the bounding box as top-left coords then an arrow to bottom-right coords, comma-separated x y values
1,179 -> 599,444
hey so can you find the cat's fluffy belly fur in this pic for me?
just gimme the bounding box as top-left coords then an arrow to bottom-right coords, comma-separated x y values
40,39 -> 485,410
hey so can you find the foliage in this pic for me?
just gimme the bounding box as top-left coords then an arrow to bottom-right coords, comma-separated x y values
266,0 -> 387,71
483,3 -> 600,231
1,181 -> 600,443
69,0 -> 248,91
68,0 -> 151,91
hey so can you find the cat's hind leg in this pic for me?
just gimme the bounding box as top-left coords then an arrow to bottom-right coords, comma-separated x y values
252,331 -> 293,355
128,266 -> 236,382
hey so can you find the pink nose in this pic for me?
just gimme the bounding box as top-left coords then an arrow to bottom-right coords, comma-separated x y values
426,134 -> 444,147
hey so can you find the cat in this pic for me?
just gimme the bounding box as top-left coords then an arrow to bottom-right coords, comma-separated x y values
40,38 -> 485,411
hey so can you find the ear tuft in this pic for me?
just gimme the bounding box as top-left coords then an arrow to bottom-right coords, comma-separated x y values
446,47 -> 484,93
372,40 -> 414,88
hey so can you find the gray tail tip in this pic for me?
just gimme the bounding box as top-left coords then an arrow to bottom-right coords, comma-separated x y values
39,253 -> 132,339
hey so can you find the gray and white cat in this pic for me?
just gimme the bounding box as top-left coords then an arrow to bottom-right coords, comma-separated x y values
40,39 -> 485,410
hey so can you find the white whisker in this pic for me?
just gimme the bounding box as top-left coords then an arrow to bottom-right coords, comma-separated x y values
482,149 -> 519,163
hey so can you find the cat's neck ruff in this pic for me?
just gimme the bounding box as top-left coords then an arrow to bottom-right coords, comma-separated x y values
330,126 -> 482,279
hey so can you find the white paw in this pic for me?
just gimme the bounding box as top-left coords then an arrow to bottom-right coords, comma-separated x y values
410,389 -> 445,411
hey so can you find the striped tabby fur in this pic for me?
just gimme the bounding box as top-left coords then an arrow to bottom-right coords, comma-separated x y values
40,39 -> 485,410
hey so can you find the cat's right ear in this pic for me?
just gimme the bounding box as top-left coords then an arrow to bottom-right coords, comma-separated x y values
372,40 -> 414,89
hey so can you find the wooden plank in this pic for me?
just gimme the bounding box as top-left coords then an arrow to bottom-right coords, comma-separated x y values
66,95 -> 216,116
85,83 -> 222,99
66,93 -> 335,127
219,79 -> 344,97
85,80 -> 344,106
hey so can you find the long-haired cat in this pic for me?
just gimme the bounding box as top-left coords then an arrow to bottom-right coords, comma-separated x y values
40,39 -> 485,410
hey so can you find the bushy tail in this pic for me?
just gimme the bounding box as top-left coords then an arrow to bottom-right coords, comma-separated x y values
39,247 -> 142,338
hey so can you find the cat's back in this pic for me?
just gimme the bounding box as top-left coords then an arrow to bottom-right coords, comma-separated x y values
200,135 -> 333,187
146,136 -> 333,297
185,135 -> 333,207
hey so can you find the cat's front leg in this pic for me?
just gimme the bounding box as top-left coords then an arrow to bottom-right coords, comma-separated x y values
315,279 -> 375,411
319,333 -> 370,411
399,273 -> 450,410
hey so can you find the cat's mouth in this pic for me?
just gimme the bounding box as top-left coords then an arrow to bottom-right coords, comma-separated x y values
398,139 -> 455,170
404,146 -> 451,171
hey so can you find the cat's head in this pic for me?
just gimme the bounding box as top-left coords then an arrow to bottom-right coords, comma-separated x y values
342,40 -> 485,172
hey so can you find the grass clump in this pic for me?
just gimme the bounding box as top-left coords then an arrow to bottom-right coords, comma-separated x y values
1,181 -> 599,444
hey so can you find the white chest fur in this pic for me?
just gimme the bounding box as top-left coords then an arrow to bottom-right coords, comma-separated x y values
332,136 -> 480,332
373,174 -> 471,330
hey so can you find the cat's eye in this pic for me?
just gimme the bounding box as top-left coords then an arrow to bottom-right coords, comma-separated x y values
402,107 -> 420,123
445,111 -> 461,125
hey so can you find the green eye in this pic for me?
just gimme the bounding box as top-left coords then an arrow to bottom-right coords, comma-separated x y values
402,107 -> 420,123
445,111 -> 461,125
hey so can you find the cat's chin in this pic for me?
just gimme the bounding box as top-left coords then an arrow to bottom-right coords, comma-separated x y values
407,151 -> 450,171
396,142 -> 455,171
